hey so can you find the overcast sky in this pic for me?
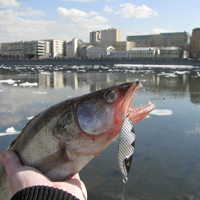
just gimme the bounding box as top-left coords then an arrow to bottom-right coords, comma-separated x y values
0,0 -> 199,43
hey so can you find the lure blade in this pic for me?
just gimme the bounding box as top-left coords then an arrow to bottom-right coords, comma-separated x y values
118,118 -> 135,181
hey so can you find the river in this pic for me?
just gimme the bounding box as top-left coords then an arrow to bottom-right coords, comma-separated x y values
0,64 -> 200,200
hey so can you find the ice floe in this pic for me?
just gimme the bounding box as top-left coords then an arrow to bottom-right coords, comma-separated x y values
0,79 -> 16,84
150,109 -> 173,116
175,71 -> 189,74
114,64 -> 193,68
0,127 -> 20,137
19,82 -> 38,87
27,116 -> 34,120
32,91 -> 47,94
185,123 -> 200,135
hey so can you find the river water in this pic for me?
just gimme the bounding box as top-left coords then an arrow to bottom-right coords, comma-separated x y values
0,64 -> 200,200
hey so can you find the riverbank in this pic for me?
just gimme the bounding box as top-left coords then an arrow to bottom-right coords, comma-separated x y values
0,58 -> 200,67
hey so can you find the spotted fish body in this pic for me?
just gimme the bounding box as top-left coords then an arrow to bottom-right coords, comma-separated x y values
0,81 -> 155,200
118,118 -> 135,181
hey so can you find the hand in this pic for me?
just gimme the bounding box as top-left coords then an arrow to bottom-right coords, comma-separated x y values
0,150 -> 87,200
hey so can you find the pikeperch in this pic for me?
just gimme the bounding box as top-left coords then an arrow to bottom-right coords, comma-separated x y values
0,81 -> 155,200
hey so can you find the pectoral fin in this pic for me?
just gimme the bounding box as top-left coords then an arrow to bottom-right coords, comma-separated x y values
30,149 -> 72,174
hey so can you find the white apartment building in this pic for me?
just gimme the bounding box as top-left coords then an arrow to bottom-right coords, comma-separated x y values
24,40 -> 50,59
1,41 -> 24,59
87,46 -> 115,59
66,38 -> 78,58
51,39 -> 64,57
101,28 -> 122,42
90,28 -> 122,43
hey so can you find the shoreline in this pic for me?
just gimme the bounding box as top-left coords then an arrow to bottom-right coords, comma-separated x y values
0,58 -> 200,67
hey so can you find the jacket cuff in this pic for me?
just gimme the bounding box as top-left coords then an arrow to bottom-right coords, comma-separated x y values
11,185 -> 79,200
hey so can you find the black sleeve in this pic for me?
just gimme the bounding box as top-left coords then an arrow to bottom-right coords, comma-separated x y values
11,185 -> 80,200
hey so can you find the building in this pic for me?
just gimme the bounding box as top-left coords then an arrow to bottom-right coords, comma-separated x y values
51,39 -> 64,57
90,28 -> 122,43
90,31 -> 101,43
24,40 -> 50,59
87,46 -> 115,59
43,39 -> 64,57
1,39 -> 64,59
130,47 -> 157,59
190,28 -> 200,58
127,32 -> 190,46
101,28 -> 122,42
159,47 -> 183,59
66,38 -> 78,58
80,45 -> 93,58
110,47 -> 157,59
1,41 -> 24,59
109,47 -> 188,60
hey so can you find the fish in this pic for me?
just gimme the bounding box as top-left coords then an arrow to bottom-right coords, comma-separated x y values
0,81 -> 155,200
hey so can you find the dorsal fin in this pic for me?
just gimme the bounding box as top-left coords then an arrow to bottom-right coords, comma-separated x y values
9,112 -> 42,149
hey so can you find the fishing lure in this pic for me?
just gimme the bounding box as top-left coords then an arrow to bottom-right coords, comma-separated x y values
118,117 -> 135,199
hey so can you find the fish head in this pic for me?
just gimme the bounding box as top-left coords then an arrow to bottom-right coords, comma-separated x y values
75,81 -> 155,154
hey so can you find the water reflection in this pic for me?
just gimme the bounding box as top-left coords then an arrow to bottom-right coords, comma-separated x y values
0,66 -> 200,200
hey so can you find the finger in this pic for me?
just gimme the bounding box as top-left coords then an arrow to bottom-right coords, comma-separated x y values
0,151 -> 23,177
71,173 -> 80,180
66,173 -> 87,200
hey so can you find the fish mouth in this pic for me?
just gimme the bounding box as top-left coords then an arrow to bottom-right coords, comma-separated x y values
119,81 -> 155,124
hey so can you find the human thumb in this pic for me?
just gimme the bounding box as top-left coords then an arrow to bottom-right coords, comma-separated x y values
0,150 -> 23,177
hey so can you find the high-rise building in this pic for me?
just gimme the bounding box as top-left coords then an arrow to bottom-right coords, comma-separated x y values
90,28 -> 122,43
90,31 -> 101,43
101,28 -> 122,42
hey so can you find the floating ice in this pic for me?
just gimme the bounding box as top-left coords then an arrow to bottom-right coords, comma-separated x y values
185,123 -> 200,135
33,91 -> 47,94
150,109 -> 173,116
27,116 -> 34,120
0,79 -> 16,84
175,71 -> 189,75
6,127 -> 17,133
158,72 -> 177,77
114,64 -> 193,69
0,127 -> 20,137
19,82 -> 38,87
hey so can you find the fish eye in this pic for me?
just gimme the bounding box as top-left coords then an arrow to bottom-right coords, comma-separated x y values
104,89 -> 118,103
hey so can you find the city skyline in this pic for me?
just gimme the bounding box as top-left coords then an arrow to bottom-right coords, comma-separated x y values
0,0 -> 199,43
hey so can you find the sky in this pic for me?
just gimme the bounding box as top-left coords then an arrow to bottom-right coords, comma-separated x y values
0,0 -> 199,43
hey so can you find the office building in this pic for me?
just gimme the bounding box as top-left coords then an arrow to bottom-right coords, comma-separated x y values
1,41 -> 24,59
24,40 -> 50,59
127,32 -> 190,46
